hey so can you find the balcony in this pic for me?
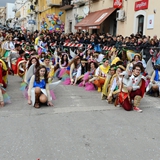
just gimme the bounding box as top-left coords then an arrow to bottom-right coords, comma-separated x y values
60,0 -> 73,10
47,0 -> 61,7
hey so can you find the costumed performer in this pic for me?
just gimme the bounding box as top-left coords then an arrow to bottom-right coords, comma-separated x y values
118,63 -> 146,112
107,65 -> 126,104
92,58 -> 110,92
101,64 -> 117,100
27,65 -> 53,108
78,60 -> 98,91
0,61 -> 10,107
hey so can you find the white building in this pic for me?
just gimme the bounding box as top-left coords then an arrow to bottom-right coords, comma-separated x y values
13,0 -> 37,31
6,3 -> 15,28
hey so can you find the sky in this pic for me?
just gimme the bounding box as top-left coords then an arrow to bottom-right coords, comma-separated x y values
0,0 -> 15,7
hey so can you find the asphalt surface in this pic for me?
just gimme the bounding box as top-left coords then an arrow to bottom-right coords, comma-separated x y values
0,75 -> 160,160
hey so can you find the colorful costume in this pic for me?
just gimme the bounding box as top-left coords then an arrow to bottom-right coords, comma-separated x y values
15,57 -> 26,78
0,59 -> 8,88
93,64 -> 110,92
118,72 -> 146,111
0,63 -> 10,106
28,75 -> 52,106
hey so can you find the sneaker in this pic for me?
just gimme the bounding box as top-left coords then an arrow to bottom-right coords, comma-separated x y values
133,107 -> 143,113
101,93 -> 106,100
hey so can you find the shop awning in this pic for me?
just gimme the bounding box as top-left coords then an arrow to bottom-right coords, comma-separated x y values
75,8 -> 116,30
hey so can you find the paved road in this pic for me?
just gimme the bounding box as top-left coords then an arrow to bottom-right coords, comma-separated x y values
0,75 -> 160,160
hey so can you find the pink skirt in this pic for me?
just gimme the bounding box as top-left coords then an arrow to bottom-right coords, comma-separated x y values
85,82 -> 95,91
59,68 -> 67,78
62,78 -> 71,85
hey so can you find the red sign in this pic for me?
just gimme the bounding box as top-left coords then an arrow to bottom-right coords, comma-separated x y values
113,0 -> 123,9
135,0 -> 149,11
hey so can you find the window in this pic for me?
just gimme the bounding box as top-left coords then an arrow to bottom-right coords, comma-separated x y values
137,15 -> 144,34
69,21 -> 72,32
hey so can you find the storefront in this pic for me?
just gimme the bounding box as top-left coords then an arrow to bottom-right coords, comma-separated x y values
75,8 -> 117,35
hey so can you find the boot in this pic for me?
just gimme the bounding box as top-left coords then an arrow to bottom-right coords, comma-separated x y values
34,93 -> 40,108
98,87 -> 101,92
133,95 -> 142,113
114,96 -> 119,107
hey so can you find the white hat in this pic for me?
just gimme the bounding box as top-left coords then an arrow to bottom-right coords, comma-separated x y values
13,37 -> 19,40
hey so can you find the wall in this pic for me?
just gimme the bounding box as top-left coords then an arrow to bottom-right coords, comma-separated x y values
65,4 -> 89,33
0,7 -> 5,25
6,3 -> 15,28
90,0 -> 113,12
38,0 -> 65,30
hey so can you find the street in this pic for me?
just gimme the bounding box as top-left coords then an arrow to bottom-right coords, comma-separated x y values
0,75 -> 160,160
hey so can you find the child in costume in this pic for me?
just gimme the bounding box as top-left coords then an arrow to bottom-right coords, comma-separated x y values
107,65 -> 126,104
101,64 -> 117,100
92,58 -> 110,92
55,53 -> 69,79
42,56 -> 55,82
63,56 -> 81,85
78,61 -> 98,91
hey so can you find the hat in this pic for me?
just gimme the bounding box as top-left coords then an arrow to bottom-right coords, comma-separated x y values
118,65 -> 126,71
13,37 -> 19,40
134,53 -> 142,60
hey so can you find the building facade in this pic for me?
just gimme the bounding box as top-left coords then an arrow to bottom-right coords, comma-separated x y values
6,3 -> 15,28
0,7 -> 5,26
13,0 -> 37,31
118,0 -> 158,37
37,0 -> 65,31
63,0 -> 159,37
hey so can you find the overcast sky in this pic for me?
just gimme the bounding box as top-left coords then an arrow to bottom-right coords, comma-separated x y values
0,0 -> 15,7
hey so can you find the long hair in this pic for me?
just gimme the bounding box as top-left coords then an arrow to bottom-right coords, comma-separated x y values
69,56 -> 80,68
35,65 -> 48,83
27,57 -> 40,70
61,54 -> 68,67
88,61 -> 98,71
